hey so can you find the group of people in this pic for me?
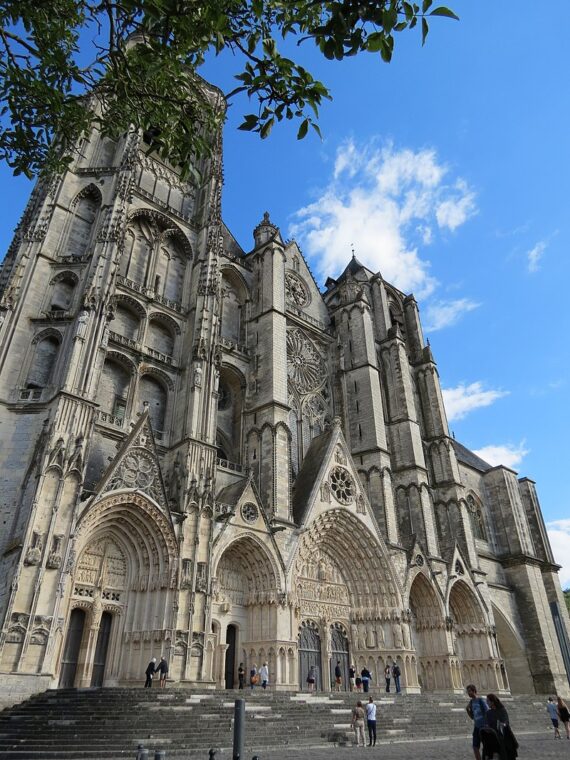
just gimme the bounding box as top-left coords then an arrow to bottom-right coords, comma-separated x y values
143,657 -> 169,688
546,695 -> 570,740
466,684 -> 519,760
351,697 -> 377,747
241,661 -> 269,690
345,663 -> 401,693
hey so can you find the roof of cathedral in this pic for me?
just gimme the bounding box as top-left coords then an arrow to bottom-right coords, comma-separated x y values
452,439 -> 493,472
325,254 -> 376,290
216,479 -> 249,507
291,426 -> 335,524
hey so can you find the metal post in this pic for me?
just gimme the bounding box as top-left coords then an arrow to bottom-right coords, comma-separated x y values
233,698 -> 245,760
136,745 -> 148,760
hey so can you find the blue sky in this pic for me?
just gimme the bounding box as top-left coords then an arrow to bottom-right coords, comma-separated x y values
1,1 -> 569,583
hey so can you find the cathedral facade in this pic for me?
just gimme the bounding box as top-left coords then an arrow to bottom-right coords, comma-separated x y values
0,109 -> 569,700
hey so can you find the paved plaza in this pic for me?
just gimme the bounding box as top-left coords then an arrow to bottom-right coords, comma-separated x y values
249,731 -> 569,760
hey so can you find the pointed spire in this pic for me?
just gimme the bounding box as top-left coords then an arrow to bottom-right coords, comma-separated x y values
253,211 -> 279,247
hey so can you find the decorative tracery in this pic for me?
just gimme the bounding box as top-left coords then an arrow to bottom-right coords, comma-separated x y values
330,466 -> 355,505
285,271 -> 309,307
286,328 -> 326,395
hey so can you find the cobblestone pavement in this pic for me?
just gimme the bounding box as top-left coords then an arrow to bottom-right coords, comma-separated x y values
247,731 -> 570,760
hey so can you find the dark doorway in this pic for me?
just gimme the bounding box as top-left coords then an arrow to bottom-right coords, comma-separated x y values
225,624 -> 237,688
298,621 -> 322,690
91,612 -> 113,687
59,608 -> 86,688
330,624 -> 350,690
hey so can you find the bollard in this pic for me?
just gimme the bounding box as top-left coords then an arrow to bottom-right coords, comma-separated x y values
136,745 -> 149,760
154,751 -> 166,760
233,699 -> 245,760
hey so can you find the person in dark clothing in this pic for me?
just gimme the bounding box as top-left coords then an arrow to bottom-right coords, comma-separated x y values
484,693 -> 519,760
334,660 -> 342,692
466,684 -> 488,760
144,658 -> 157,688
238,662 -> 245,689
157,656 -> 169,688
360,667 -> 371,693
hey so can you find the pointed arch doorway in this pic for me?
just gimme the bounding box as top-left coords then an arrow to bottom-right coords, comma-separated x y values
225,624 -> 237,689
330,624 -> 350,690
298,621 -> 322,690
59,608 -> 86,688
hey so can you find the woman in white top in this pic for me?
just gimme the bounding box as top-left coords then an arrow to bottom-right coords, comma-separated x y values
366,697 -> 377,747
259,662 -> 269,690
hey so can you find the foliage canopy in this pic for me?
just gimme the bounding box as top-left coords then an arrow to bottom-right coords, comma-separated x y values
0,0 -> 457,179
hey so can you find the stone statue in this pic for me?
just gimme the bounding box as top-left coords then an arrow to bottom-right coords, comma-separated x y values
366,624 -> 376,649
193,364 -> 203,388
376,622 -> 385,648
392,622 -> 403,649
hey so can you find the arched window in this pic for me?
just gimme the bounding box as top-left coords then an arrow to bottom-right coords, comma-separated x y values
220,270 -> 247,345
467,495 -> 487,541
139,374 -> 167,433
68,189 -> 100,258
26,335 -> 60,388
99,358 -> 131,421
113,303 -> 141,342
121,217 -> 153,284
146,319 -> 174,356
50,275 -> 76,311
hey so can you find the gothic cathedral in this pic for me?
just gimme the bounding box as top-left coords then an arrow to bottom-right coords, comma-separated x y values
0,90 -> 569,699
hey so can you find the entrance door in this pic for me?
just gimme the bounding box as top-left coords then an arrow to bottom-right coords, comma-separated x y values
225,624 -> 237,689
330,625 -> 350,690
298,621 -> 322,690
91,612 -> 113,687
59,608 -> 86,688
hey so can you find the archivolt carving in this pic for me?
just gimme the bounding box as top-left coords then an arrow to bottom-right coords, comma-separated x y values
292,510 -> 401,614
213,534 -> 282,607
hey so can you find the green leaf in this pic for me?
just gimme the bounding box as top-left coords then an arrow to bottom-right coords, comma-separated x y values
429,6 -> 460,20
422,17 -> 429,45
422,0 -> 433,12
297,118 -> 309,139
260,117 -> 275,138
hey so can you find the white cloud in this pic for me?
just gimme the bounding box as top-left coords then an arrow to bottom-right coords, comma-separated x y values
289,139 -> 477,297
424,298 -> 481,332
472,441 -> 529,470
546,520 -> 570,588
527,240 -> 547,273
436,180 -> 477,231
442,382 -> 508,422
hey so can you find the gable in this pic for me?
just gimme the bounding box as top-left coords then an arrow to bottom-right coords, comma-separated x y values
93,412 -> 169,512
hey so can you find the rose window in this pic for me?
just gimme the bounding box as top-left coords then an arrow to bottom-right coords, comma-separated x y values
330,466 -> 354,505
241,502 -> 259,523
286,329 -> 325,394
121,453 -> 154,489
285,272 -> 309,307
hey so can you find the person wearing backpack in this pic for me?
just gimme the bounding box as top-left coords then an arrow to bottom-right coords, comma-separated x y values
392,662 -> 401,693
466,684 -> 488,760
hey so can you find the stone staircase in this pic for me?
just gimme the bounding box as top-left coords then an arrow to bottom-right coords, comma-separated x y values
0,688 -> 554,759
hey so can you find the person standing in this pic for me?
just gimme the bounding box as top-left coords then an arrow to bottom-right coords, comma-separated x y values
307,664 -> 317,692
466,684 -> 488,760
547,697 -> 561,739
351,700 -> 366,747
157,656 -> 169,688
485,693 -> 518,760
259,661 -> 269,690
349,663 -> 356,692
557,696 -> 570,739
384,665 -> 391,693
392,662 -> 401,694
334,660 -> 342,692
361,666 -> 371,693
144,658 -> 157,688
250,663 -> 258,690
238,662 -> 245,690
366,696 -> 377,747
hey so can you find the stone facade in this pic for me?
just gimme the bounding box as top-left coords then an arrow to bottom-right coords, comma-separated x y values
0,111 -> 569,699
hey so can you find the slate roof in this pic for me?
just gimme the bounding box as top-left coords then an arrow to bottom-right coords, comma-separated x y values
216,478 -> 249,506
291,427 -> 335,525
452,439 -> 493,473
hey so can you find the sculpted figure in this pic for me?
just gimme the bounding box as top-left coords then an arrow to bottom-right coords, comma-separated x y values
392,622 -> 403,649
